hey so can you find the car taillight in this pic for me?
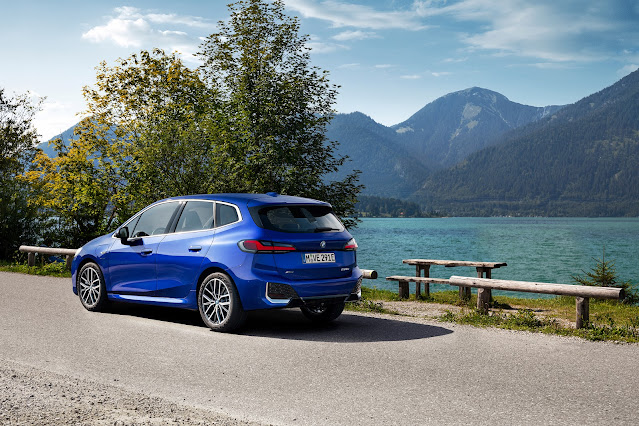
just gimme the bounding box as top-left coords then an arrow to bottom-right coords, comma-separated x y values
344,237 -> 358,251
238,240 -> 296,253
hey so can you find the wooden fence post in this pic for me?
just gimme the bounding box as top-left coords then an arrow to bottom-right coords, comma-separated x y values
576,297 -> 590,329
477,288 -> 490,313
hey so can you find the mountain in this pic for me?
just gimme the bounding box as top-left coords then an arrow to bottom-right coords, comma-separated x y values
37,124 -> 77,157
392,87 -> 563,168
326,88 -> 563,197
417,69 -> 639,216
326,112 -> 431,198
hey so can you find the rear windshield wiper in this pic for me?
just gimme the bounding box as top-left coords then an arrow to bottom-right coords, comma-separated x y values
314,227 -> 340,232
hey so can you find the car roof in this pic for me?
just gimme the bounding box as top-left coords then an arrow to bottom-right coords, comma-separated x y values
163,193 -> 331,207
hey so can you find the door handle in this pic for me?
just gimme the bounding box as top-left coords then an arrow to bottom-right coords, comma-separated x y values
141,249 -> 153,255
189,245 -> 202,252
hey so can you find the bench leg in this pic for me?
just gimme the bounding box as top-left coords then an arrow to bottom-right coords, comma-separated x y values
399,281 -> 410,299
28,252 -> 35,267
415,282 -> 421,299
65,255 -> 73,271
459,286 -> 471,301
576,297 -> 590,329
477,288 -> 490,314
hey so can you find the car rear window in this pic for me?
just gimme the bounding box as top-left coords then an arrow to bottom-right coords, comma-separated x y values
253,205 -> 344,233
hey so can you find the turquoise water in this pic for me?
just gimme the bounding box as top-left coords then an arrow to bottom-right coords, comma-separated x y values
351,218 -> 639,295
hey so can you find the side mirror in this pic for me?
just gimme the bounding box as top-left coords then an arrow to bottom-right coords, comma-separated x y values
118,227 -> 131,245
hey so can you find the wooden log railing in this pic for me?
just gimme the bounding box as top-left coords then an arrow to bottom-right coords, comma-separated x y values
19,245 -> 78,270
386,275 -> 625,328
361,269 -> 378,280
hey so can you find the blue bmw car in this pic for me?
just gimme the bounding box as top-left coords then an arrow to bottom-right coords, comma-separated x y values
72,193 -> 362,332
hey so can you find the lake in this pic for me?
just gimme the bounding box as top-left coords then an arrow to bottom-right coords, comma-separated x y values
350,217 -> 639,295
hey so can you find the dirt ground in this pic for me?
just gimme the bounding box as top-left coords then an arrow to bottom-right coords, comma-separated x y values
0,361 -> 258,426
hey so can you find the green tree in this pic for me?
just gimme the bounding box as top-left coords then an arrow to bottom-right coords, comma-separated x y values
0,88 -> 41,259
572,248 -> 638,304
25,50 -> 221,246
198,0 -> 361,226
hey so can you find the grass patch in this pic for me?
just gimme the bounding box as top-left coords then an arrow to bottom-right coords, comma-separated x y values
360,285 -> 639,343
0,260 -> 71,278
439,308 -> 639,343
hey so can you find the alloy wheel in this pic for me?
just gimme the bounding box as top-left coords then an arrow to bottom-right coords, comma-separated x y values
201,278 -> 231,325
79,265 -> 101,308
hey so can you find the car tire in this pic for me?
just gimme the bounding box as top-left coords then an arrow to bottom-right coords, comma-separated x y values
77,262 -> 108,311
300,301 -> 345,323
198,272 -> 246,332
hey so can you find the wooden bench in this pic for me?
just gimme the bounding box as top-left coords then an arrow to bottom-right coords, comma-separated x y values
450,276 -> 624,328
386,274 -> 625,328
402,259 -> 507,300
386,276 -> 452,299
19,245 -> 78,270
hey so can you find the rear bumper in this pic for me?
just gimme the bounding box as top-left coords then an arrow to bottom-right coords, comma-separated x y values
234,268 -> 363,311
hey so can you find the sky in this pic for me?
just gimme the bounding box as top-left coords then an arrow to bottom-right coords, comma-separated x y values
2,0 -> 639,141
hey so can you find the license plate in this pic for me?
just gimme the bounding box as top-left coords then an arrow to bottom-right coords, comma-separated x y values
303,253 -> 336,264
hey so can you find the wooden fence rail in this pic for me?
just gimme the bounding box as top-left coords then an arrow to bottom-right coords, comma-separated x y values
386,274 -> 625,328
19,245 -> 77,270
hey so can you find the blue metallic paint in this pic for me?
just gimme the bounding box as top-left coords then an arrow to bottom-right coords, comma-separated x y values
72,193 -> 362,314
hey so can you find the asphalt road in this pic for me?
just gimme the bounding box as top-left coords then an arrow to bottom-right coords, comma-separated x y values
1,271 -> 639,425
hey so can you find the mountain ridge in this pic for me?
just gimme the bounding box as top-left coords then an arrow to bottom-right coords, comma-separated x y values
417,69 -> 639,216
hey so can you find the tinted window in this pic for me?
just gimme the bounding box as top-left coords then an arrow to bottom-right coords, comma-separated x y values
131,202 -> 179,237
176,201 -> 214,232
256,205 -> 344,233
216,203 -> 239,227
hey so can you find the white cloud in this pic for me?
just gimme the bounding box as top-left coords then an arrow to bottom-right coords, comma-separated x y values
374,64 -> 394,69
332,30 -> 379,41
401,74 -> 422,80
442,57 -> 468,63
413,0 -> 639,63
34,100 -> 84,141
82,17 -> 150,48
431,71 -> 451,77
307,34 -> 348,54
617,64 -> 639,77
338,63 -> 360,69
284,0 -> 428,30
82,7 -> 212,56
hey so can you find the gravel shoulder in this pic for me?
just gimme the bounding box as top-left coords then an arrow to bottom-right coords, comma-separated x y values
0,360 -> 258,426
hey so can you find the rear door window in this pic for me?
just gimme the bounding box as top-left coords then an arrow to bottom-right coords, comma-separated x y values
175,201 -> 215,232
255,205 -> 344,233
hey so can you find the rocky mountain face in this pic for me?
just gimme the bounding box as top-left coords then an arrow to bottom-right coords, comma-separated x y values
418,69 -> 639,216
391,87 -> 563,168
327,88 -> 563,196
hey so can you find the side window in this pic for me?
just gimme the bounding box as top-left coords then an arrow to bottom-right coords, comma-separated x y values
216,203 -> 239,227
131,202 -> 179,238
176,201 -> 214,232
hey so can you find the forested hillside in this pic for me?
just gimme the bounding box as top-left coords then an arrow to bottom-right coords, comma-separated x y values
418,69 -> 639,216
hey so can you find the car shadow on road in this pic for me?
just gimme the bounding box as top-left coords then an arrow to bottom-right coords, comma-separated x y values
240,310 -> 453,343
104,303 -> 453,343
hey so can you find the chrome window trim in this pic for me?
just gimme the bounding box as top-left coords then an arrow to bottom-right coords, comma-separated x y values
112,198 -> 243,238
214,200 -> 243,229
